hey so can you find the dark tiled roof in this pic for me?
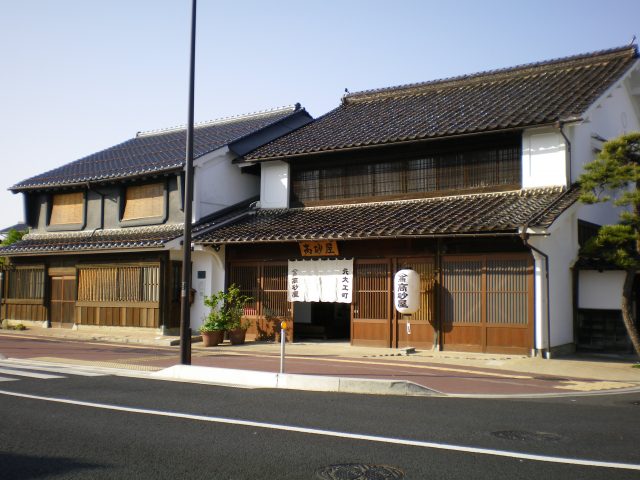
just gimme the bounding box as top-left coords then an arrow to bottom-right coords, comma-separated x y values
0,224 -> 184,256
246,46 -> 638,160
193,187 -> 580,244
13,107 -> 301,191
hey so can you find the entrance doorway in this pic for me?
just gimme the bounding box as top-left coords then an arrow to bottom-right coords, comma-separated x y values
294,302 -> 351,341
50,275 -> 76,328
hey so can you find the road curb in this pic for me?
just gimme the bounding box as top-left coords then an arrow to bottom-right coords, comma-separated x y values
151,365 -> 437,396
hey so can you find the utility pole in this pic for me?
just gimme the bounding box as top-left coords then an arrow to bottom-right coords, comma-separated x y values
179,0 -> 197,365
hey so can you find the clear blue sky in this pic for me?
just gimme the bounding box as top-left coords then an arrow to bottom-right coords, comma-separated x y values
1,0 -> 638,229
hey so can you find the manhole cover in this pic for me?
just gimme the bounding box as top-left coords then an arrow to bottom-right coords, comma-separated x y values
315,463 -> 405,480
491,430 -> 563,442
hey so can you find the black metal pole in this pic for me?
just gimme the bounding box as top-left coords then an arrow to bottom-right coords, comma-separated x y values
179,0 -> 197,365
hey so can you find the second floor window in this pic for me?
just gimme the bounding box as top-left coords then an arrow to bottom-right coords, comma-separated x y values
122,183 -> 164,221
291,143 -> 521,205
50,192 -> 84,225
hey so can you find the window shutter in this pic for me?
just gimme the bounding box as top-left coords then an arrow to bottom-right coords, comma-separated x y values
50,192 -> 83,225
122,183 -> 164,221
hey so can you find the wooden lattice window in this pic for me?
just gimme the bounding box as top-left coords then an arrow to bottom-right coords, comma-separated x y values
77,264 -> 160,303
291,144 -> 521,204
50,192 -> 84,225
6,266 -> 45,299
486,259 -> 529,325
122,183 -> 164,221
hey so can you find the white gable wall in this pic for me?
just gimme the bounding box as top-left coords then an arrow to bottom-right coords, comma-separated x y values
193,147 -> 260,222
260,160 -> 289,209
521,129 -> 568,188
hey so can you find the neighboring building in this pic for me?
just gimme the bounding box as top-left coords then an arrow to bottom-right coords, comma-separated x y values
0,106 -> 312,333
0,223 -> 27,240
193,46 -> 640,355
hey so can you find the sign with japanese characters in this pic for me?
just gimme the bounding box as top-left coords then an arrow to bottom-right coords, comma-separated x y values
394,269 -> 421,314
288,259 -> 353,303
298,241 -> 339,257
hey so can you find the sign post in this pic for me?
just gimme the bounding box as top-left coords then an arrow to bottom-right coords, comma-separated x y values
279,320 -> 287,374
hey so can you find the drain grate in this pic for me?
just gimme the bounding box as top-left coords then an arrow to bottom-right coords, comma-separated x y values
315,463 -> 405,479
491,430 -> 563,442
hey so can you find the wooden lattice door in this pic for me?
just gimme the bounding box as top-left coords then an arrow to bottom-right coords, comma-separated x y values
51,276 -> 76,328
352,259 -> 391,347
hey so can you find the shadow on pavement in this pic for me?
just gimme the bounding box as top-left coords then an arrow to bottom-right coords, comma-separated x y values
0,452 -> 106,479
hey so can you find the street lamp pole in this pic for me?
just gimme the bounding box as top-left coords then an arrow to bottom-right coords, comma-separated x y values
179,0 -> 197,365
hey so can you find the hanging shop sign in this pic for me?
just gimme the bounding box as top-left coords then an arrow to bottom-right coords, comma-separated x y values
394,269 -> 421,314
298,241 -> 339,257
288,258 -> 353,303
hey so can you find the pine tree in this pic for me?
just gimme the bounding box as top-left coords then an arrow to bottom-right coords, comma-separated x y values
579,132 -> 640,356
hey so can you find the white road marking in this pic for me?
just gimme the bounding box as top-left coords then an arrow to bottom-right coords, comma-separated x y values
0,376 -> 17,382
0,389 -> 638,471
0,361 -> 105,377
0,367 -> 62,379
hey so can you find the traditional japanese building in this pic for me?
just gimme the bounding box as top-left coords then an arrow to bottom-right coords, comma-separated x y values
193,46 -> 640,355
0,106 -> 312,333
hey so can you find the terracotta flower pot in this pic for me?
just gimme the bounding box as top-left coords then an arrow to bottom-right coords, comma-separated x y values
229,328 -> 247,345
201,330 -> 225,347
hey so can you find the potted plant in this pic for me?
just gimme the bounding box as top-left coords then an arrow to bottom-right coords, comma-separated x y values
200,290 -> 229,347
225,284 -> 253,345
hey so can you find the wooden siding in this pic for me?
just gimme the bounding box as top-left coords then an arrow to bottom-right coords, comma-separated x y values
75,304 -> 160,328
2,303 -> 47,322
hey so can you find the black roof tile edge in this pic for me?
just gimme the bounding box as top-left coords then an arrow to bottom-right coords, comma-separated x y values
11,106 -> 303,192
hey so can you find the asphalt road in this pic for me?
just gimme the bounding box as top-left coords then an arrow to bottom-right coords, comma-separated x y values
0,361 -> 639,479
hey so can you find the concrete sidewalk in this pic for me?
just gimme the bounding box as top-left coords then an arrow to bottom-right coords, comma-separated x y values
1,324 -> 639,396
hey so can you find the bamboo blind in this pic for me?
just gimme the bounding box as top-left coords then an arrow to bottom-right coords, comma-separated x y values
122,183 -> 164,221
77,264 -> 160,303
292,145 -> 520,203
6,266 -> 45,299
50,192 -> 83,225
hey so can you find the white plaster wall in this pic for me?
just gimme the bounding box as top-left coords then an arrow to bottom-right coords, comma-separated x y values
571,78 -> 640,183
528,207 -> 579,350
194,149 -> 259,221
578,270 -> 625,310
569,72 -> 640,228
260,161 -> 289,209
522,130 -> 567,188
190,246 -> 226,330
